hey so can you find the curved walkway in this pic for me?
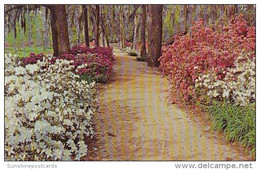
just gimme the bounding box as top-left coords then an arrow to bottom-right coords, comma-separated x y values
92,44 -> 249,160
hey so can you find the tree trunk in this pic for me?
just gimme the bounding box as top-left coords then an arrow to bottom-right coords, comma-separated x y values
184,5 -> 188,33
67,5 -> 73,47
90,6 -> 96,42
179,5 -> 186,33
140,5 -> 147,58
100,6 -> 106,47
83,5 -> 90,47
49,7 -> 59,56
147,5 -> 163,67
119,5 -> 125,49
194,5 -> 201,21
171,6 -> 177,34
186,5 -> 193,32
95,5 -> 100,47
49,5 -> 70,56
132,14 -> 139,50
203,5 -> 209,26
27,9 -> 32,47
41,6 -> 50,50
210,5 -> 217,28
35,9 -> 42,47
74,5 -> 81,44
219,5 -> 225,26
111,5 -> 117,42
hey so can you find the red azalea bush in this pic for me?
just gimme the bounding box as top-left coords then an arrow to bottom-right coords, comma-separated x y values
70,45 -> 115,61
23,45 -> 115,83
159,15 -> 255,102
23,53 -> 44,65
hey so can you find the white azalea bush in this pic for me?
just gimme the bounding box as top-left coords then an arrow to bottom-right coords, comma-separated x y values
123,47 -> 138,56
5,54 -> 97,160
195,52 -> 255,106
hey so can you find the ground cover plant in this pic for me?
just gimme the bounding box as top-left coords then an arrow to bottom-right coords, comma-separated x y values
206,101 -> 255,156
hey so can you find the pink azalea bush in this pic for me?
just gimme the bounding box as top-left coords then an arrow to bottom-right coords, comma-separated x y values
159,15 -> 255,103
22,45 -> 115,83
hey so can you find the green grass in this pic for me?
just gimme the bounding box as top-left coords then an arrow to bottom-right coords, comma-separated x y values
5,46 -> 53,58
206,101 -> 256,157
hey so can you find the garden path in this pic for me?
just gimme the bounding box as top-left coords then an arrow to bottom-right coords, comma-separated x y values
91,44 -> 249,160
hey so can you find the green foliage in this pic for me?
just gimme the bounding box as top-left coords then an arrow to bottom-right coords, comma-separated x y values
206,101 -> 255,157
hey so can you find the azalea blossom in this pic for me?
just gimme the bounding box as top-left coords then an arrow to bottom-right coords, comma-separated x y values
5,54 -> 97,160
14,66 -> 26,75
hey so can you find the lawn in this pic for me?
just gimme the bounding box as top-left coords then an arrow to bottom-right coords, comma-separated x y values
5,46 -> 53,58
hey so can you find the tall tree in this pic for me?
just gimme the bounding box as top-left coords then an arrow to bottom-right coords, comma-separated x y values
140,5 -> 147,58
119,5 -> 125,49
194,5 -> 201,21
66,5 -> 73,47
186,5 -> 193,32
111,5 -> 117,42
184,5 -> 188,33
41,6 -> 50,50
179,5 -> 186,33
100,6 -> 106,47
90,6 -> 96,41
104,6 -> 110,47
74,5 -> 81,44
49,5 -> 70,56
203,5 -> 209,26
27,9 -> 33,47
49,6 -> 59,56
95,5 -> 100,47
83,5 -> 90,47
209,5 -> 217,28
132,14 -> 140,50
147,5 -> 163,67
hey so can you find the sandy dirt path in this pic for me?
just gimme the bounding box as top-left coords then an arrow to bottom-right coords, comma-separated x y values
92,44 -> 250,160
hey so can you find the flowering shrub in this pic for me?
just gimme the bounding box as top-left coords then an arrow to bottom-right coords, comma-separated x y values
195,52 -> 255,106
23,53 -> 44,65
5,53 -> 97,160
159,15 -> 255,102
122,47 -> 138,56
22,45 -> 115,83
70,45 -> 115,62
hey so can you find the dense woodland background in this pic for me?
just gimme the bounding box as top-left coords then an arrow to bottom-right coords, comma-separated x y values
5,5 -> 255,58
